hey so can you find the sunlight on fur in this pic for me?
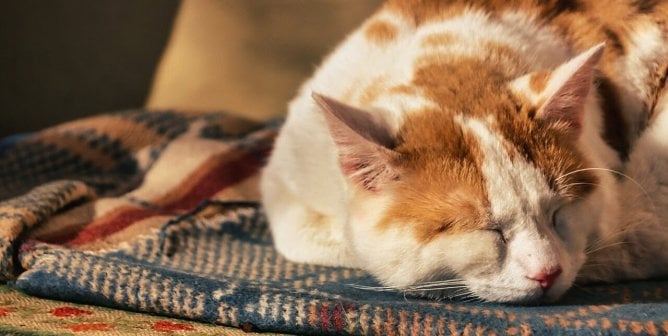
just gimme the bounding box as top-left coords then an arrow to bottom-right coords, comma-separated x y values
261,0 -> 668,304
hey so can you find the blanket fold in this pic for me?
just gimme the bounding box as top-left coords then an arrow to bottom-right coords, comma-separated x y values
1,110 -> 667,336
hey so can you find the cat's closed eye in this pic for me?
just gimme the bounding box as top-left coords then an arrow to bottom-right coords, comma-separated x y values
485,228 -> 506,244
551,208 -> 563,228
434,221 -> 453,234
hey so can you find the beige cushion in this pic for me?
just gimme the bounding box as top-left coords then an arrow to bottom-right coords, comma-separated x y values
146,0 -> 381,121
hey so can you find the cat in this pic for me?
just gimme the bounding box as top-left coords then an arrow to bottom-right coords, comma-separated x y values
260,0 -> 668,303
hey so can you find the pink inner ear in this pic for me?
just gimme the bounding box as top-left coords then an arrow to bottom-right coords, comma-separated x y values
312,92 -> 400,191
340,148 -> 400,191
538,43 -> 605,133
312,93 -> 396,148
541,76 -> 591,130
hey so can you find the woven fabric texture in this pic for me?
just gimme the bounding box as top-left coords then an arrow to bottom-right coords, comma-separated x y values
0,110 -> 667,336
0,284 -> 279,335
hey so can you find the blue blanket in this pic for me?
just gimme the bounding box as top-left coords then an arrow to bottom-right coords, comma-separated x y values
1,110 -> 666,335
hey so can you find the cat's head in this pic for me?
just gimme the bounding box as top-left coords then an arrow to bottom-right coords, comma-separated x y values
314,44 -> 616,303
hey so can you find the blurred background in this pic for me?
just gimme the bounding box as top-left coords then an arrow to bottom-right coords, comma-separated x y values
0,0 -> 382,138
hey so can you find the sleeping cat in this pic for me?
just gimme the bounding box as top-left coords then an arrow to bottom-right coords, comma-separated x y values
260,0 -> 668,303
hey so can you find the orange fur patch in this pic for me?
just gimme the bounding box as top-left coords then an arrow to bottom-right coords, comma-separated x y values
364,20 -> 398,44
390,84 -> 420,96
375,59 -> 514,240
360,76 -> 389,105
482,41 -> 528,75
421,32 -> 457,48
377,110 -> 490,242
529,71 -> 551,93
492,108 -> 599,200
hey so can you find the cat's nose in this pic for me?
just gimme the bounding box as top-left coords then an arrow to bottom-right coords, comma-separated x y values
527,267 -> 562,291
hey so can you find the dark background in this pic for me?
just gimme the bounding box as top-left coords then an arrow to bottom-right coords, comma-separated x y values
0,0 -> 180,138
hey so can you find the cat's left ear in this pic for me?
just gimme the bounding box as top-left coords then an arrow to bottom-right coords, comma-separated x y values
312,93 -> 400,192
511,43 -> 605,134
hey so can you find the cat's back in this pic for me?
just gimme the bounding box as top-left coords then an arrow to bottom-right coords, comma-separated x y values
297,0 -> 668,159
270,0 -> 668,178
266,1 -> 567,212
300,0 -> 574,123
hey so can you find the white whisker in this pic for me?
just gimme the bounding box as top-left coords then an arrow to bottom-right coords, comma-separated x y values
408,281 -> 466,288
403,285 -> 469,292
586,240 -> 631,255
346,284 -> 402,292
556,167 -> 654,209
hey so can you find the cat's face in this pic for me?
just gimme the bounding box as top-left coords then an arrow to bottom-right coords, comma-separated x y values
344,114 -> 603,303
314,44 -> 609,303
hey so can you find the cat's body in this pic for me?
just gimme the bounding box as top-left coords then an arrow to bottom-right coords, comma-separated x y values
261,0 -> 668,303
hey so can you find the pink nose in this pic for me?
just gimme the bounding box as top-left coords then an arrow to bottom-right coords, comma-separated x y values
527,267 -> 562,291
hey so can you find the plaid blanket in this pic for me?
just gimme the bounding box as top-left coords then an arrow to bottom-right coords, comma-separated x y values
1,110 -> 667,336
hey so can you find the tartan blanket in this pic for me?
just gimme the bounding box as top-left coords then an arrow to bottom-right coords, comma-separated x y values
1,110 -> 667,336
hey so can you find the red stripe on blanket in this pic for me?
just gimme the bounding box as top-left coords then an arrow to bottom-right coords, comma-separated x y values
320,304 -> 331,331
162,146 -> 269,211
332,303 -> 345,331
62,146 -> 270,246
61,207 -> 161,246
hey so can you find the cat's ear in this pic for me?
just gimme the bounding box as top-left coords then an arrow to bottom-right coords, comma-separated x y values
312,92 -> 400,192
512,43 -> 605,134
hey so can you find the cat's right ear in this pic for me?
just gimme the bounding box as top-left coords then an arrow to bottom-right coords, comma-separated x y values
312,93 -> 400,192
510,43 -> 605,136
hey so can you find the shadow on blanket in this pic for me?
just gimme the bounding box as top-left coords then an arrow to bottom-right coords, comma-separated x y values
0,110 -> 666,335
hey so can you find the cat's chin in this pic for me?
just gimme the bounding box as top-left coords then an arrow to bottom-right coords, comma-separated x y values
470,289 -> 552,305
406,285 -> 558,304
459,279 -> 573,304
395,277 -> 573,304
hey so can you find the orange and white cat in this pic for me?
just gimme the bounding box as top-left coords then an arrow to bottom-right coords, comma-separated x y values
261,0 -> 668,303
